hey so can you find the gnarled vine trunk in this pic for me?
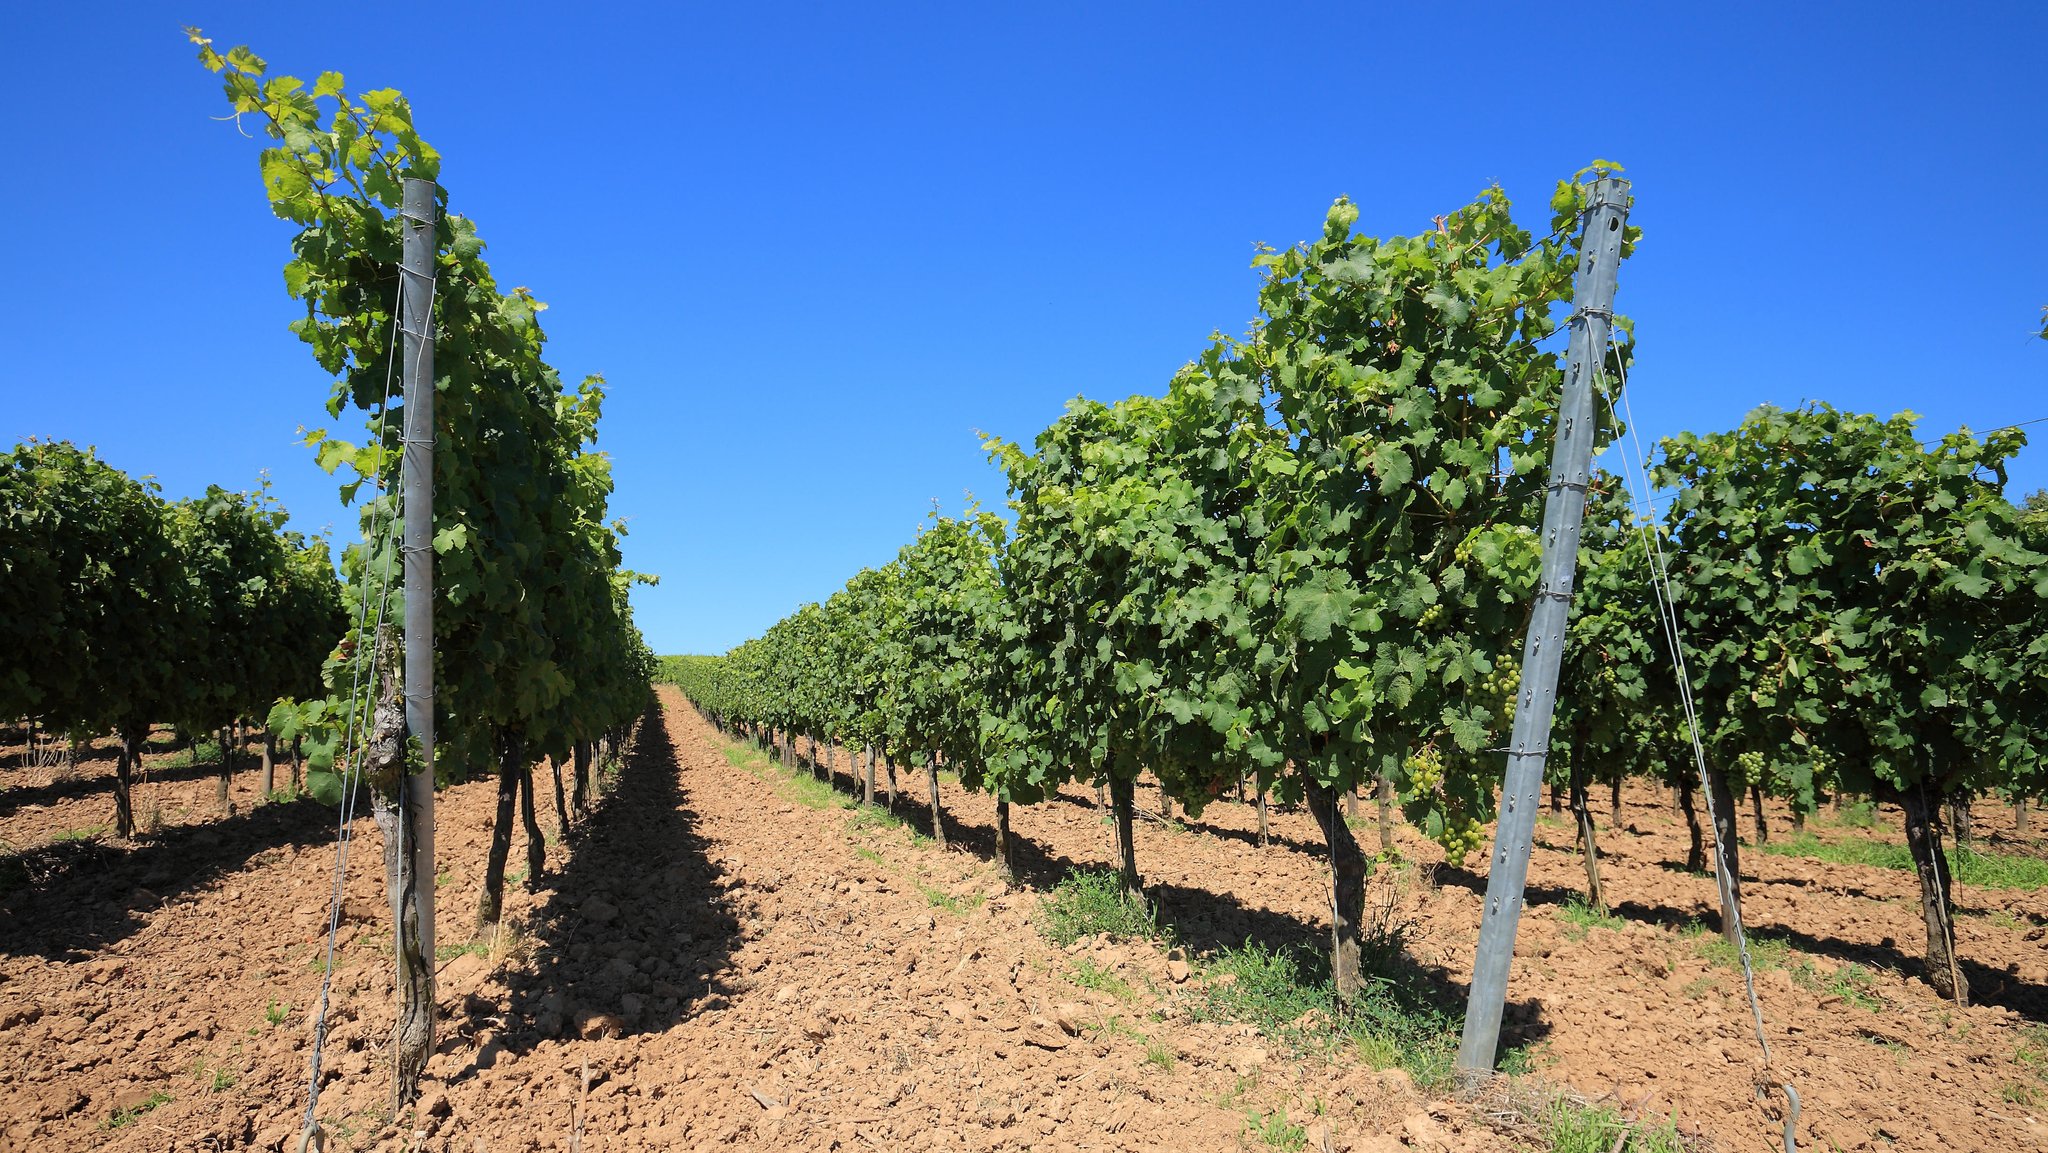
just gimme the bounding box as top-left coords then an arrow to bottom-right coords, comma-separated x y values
994,798 -> 1014,881
862,744 -> 876,806
1677,775 -> 1707,874
216,726 -> 233,813
1255,786 -> 1269,848
476,732 -> 525,935
571,740 -> 592,818
1896,781 -> 1967,1004
1110,775 -> 1142,904
1706,764 -> 1745,946
1749,784 -> 1770,844
115,732 -> 139,839
1568,726 -> 1604,911
365,640 -> 430,1110
925,753 -> 946,847
520,754 -> 545,889
1376,771 -> 1395,852
550,756 -> 570,840
1304,777 -> 1368,1003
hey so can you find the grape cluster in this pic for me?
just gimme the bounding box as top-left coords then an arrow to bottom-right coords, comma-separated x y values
1403,746 -> 1488,866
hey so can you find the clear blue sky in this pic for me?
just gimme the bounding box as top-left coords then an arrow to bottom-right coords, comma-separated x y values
5,3 -> 2043,655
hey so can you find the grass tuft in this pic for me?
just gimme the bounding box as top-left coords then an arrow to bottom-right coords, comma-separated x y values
1066,957 -> 1136,1000
919,884 -> 984,916
1242,1108 -> 1307,1151
1761,832 -> 2048,891
1189,934 -> 1461,1089
103,1091 -> 172,1129
1543,1098 -> 1686,1153
1556,896 -> 1625,941
1036,868 -> 1157,948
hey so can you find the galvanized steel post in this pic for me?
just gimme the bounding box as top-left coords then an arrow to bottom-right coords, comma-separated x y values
1455,176 -> 1631,1079
399,177 -> 438,985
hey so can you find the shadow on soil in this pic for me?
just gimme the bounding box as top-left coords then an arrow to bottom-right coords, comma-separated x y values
0,792 -> 342,960
768,737 -> 1553,1065
476,703 -> 740,1076
0,754 -> 264,820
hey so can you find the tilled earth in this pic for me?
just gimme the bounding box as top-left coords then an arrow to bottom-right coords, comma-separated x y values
0,689 -> 2044,1152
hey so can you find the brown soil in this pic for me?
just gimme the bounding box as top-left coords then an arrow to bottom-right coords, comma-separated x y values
0,693 -> 2042,1152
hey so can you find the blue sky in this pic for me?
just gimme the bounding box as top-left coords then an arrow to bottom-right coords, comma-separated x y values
5,3 -> 2043,655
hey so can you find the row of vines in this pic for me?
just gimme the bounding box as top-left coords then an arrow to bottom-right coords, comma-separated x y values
1,443 -> 344,834
189,34 -> 661,951
667,168 -> 2047,1027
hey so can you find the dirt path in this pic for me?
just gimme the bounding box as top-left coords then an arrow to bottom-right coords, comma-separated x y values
2,691 -> 2044,1151
0,692 -> 1444,1151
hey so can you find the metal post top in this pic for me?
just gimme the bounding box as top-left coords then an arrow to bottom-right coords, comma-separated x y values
400,177 -> 438,222
1587,175 -> 1632,209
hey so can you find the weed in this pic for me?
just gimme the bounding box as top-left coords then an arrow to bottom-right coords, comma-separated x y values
1679,976 -> 1717,999
853,845 -> 886,867
1831,800 -> 1878,828
103,1091 -> 172,1129
435,869 -> 454,889
1556,897 -> 1625,941
1976,909 -> 2027,932
263,1000 -> 291,1026
919,884 -> 983,916
1143,1040 -> 1177,1072
1189,937 -> 1460,1089
1543,1098 -> 1685,1153
265,788 -> 295,804
1761,832 -> 2048,891
1217,1074 -> 1256,1111
1089,1015 -> 1146,1043
1790,960 -> 1883,1010
196,1060 -> 236,1092
1695,930 -> 1793,972
1036,869 -> 1157,948
1242,1108 -> 1307,1151
1066,957 -> 1135,1000
434,941 -> 488,963
52,824 -> 105,843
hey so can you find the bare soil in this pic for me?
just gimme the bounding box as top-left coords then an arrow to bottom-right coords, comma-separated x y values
0,691 -> 2043,1152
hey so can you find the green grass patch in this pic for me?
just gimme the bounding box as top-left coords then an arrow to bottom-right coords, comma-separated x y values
1543,1098 -> 1685,1153
1694,930 -> 1794,973
919,884 -> 984,916
52,824 -> 105,843
1188,936 -> 1461,1089
1828,799 -> 1879,828
1556,896 -> 1626,941
195,1059 -> 236,1092
853,845 -> 886,867
434,941 -> 488,963
1761,832 -> 2048,891
1088,1015 -> 1147,1044
103,1091 -> 171,1129
1242,1108 -> 1308,1151
1143,1039 -> 1177,1072
1066,957 -> 1136,1000
262,1000 -> 291,1026
167,740 -> 222,769
1035,868 -> 1158,948
1790,959 -> 1884,1010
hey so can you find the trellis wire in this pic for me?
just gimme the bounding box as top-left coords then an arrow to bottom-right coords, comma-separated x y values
1602,341 -> 1801,1153
299,278 -> 411,1144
